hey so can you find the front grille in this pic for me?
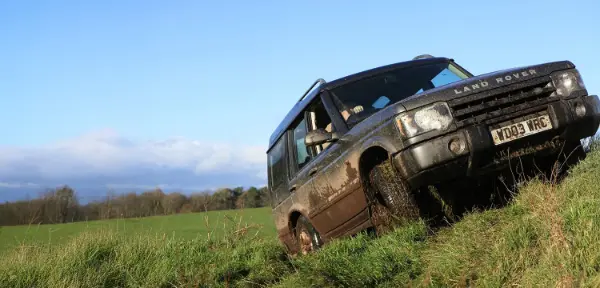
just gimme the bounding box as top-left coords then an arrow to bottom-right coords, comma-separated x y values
448,77 -> 556,127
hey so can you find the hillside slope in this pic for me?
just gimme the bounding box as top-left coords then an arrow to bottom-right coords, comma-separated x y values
2,145 -> 600,287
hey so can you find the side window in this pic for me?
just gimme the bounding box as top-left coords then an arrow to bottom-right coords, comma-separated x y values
288,96 -> 335,177
306,98 -> 334,153
268,136 -> 288,206
291,115 -> 312,171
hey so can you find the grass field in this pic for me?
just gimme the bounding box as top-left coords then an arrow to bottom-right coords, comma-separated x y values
0,207 -> 277,255
2,145 -> 600,287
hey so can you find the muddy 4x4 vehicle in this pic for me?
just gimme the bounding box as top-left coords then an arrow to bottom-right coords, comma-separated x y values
266,55 -> 600,255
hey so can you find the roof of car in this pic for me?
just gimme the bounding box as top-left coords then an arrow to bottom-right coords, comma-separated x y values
266,56 -> 452,151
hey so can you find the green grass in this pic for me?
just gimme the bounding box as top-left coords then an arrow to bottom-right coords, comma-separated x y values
0,207 -> 276,255
3,147 -> 600,287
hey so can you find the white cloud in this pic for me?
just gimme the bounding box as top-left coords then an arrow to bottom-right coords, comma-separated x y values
0,129 -> 268,189
0,182 -> 40,188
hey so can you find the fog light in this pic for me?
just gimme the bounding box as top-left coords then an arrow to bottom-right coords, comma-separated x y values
574,103 -> 586,118
448,138 -> 466,154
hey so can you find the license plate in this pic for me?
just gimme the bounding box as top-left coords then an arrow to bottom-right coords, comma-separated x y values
490,114 -> 552,145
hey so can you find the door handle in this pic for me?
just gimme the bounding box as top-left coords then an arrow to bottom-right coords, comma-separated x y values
289,185 -> 297,192
309,167 -> 318,176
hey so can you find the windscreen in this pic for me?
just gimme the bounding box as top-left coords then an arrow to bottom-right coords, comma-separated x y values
329,62 -> 469,127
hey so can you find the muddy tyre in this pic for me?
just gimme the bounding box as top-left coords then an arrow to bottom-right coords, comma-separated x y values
368,160 -> 420,223
293,216 -> 322,255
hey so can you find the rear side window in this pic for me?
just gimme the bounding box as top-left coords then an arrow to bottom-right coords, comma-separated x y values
268,136 -> 287,197
291,116 -> 311,171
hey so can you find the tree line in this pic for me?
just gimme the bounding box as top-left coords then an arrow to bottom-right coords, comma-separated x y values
0,185 -> 271,226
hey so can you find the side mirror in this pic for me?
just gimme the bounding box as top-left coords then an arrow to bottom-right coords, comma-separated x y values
305,129 -> 340,147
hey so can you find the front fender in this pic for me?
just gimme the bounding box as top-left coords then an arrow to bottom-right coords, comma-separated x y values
359,135 -> 401,157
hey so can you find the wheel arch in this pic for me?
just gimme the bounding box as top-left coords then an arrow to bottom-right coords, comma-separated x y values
288,210 -> 303,233
357,135 -> 399,180
358,145 -> 392,201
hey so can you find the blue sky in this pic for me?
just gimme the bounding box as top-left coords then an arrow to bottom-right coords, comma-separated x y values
1,0 -> 599,201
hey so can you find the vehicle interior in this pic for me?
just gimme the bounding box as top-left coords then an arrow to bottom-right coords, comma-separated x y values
329,62 -> 468,127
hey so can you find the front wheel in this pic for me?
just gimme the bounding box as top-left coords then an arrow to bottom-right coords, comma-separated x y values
368,160 -> 420,223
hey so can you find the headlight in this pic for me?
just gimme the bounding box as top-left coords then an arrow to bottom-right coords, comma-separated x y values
395,102 -> 453,138
550,69 -> 586,97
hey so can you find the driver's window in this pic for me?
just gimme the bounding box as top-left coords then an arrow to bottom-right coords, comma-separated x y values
307,98 -> 334,154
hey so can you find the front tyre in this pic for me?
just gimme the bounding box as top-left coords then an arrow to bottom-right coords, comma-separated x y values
368,160 -> 420,223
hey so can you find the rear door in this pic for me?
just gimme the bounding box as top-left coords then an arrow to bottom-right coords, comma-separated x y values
270,105 -> 324,236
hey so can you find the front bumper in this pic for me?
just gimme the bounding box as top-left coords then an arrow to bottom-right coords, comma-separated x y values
392,94 -> 600,188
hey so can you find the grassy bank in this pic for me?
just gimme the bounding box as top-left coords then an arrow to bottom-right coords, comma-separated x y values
2,147 -> 600,287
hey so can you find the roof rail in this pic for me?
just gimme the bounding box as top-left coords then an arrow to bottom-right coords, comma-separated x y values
298,78 -> 326,102
413,54 -> 434,60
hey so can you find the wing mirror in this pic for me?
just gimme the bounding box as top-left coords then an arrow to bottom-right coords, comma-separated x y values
304,129 -> 340,147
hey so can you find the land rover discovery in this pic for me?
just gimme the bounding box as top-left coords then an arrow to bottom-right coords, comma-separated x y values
265,55 -> 600,255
